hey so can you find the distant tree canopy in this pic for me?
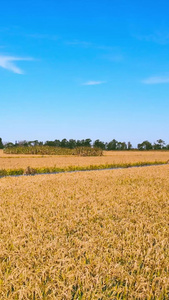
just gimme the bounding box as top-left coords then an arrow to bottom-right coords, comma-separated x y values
45,138 -> 92,149
137,140 -> 167,151
93,139 -> 106,150
154,139 -> 165,150
138,140 -> 153,150
1,137 -> 169,151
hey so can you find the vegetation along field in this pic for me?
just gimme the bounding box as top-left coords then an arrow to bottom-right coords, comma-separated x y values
0,165 -> 169,299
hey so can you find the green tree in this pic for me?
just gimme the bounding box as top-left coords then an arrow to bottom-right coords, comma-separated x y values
93,139 -> 105,150
127,141 -> 132,150
81,139 -> 92,147
107,139 -> 118,150
68,139 -> 77,149
45,140 -> 56,147
117,142 -> 127,150
18,140 -> 29,147
84,139 -> 92,147
154,139 -> 165,150
4,142 -> 14,148
76,140 -> 82,147
54,139 -> 61,147
61,139 -> 68,148
0,138 -> 3,149
138,141 -> 152,150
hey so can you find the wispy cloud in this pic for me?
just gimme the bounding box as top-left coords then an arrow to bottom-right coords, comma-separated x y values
135,32 -> 169,45
96,45 -> 115,51
82,81 -> 106,86
100,53 -> 124,62
0,55 -> 33,74
142,76 -> 169,84
65,39 -> 114,51
65,40 -> 93,48
27,34 -> 119,55
27,33 -> 59,41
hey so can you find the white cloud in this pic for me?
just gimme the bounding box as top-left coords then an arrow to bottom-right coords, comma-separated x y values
142,76 -> 169,84
0,55 -> 33,74
82,81 -> 106,86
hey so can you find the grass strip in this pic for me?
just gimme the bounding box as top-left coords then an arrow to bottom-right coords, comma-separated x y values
0,161 -> 168,178
0,168 -> 24,176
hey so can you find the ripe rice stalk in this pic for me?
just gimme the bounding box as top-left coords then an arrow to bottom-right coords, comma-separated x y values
0,165 -> 169,298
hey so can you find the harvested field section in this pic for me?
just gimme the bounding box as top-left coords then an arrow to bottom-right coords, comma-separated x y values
0,166 -> 169,299
0,150 -> 169,170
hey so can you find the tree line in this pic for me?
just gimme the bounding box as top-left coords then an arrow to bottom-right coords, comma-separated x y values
1,138 -> 169,150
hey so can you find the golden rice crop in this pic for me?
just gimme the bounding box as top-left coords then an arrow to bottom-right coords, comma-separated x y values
0,165 -> 169,299
0,150 -> 169,170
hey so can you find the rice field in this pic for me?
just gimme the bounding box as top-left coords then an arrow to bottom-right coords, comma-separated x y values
0,164 -> 169,299
0,150 -> 169,170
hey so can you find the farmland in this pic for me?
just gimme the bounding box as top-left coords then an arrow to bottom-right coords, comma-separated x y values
0,150 -> 169,171
0,164 -> 169,299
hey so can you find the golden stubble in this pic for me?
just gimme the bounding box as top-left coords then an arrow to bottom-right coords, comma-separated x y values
0,165 -> 169,299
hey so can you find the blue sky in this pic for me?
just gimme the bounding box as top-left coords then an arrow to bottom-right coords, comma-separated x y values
1,0 -> 169,146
